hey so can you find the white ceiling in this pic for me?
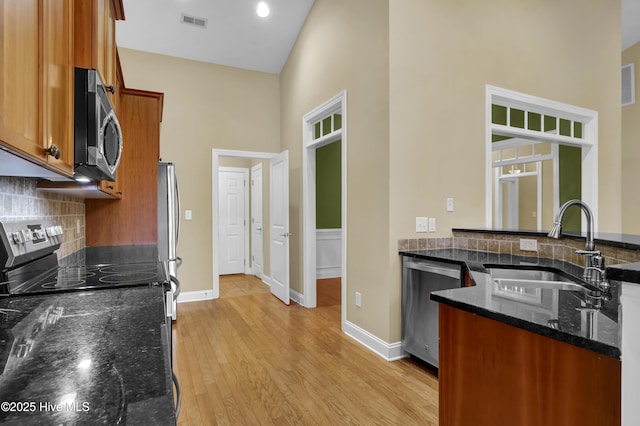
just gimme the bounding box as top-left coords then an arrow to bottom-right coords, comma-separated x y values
116,0 -> 315,74
117,0 -> 639,75
622,0 -> 640,50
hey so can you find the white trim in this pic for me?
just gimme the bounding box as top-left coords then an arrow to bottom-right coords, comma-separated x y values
212,149 -> 281,300
302,90 -> 347,339
485,85 -> 598,232
250,163 -> 264,280
177,290 -> 215,303
218,167 -> 250,275
344,321 -> 406,361
289,288 -> 304,306
309,129 -> 342,149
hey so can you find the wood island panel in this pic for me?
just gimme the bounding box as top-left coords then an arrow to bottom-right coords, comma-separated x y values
438,304 -> 620,426
85,88 -> 163,246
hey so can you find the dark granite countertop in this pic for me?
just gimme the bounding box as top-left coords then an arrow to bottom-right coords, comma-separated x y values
400,249 -> 623,359
0,286 -> 175,425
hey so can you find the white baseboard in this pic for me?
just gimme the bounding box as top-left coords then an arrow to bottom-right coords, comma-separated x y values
177,290 -> 215,303
344,320 -> 406,361
317,267 -> 342,279
290,288 -> 304,305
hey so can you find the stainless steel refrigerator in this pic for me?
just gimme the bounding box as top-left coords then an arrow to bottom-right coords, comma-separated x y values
158,162 -> 181,320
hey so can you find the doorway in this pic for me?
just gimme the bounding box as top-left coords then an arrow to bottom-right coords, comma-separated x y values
212,149 -> 290,304
302,91 -> 347,329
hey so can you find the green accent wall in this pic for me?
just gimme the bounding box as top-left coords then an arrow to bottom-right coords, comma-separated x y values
316,140 -> 342,229
559,145 -> 582,232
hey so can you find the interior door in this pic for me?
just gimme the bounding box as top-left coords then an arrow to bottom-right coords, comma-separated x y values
269,151 -> 290,304
251,164 -> 264,279
219,169 -> 246,275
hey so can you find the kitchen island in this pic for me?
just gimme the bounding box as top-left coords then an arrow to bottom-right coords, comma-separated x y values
0,286 -> 174,425
400,248 -> 627,426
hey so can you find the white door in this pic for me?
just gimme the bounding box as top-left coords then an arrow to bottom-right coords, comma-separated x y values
219,169 -> 247,275
251,164 -> 264,279
269,151 -> 290,304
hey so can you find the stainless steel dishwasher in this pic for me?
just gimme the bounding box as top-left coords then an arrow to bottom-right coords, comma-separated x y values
402,256 -> 463,368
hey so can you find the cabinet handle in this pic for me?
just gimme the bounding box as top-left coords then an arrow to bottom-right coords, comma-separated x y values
106,84 -> 115,94
107,184 -> 114,190
45,144 -> 61,160
117,191 -> 123,195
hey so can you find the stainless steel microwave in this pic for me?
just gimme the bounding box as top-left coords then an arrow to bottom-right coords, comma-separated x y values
74,67 -> 123,181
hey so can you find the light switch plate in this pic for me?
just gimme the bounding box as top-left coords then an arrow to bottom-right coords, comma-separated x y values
446,198 -> 454,212
428,217 -> 436,232
416,217 -> 428,233
185,210 -> 193,220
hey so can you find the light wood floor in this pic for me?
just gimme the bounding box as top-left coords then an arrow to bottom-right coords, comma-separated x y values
173,274 -> 439,425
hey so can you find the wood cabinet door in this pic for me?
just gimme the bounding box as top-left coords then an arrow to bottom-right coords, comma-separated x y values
42,0 -> 74,176
0,0 -> 43,161
103,0 -> 117,104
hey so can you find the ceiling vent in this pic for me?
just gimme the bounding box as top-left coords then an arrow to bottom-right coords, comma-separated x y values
181,13 -> 208,29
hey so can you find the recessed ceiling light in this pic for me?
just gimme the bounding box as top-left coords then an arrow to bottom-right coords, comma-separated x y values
256,1 -> 270,18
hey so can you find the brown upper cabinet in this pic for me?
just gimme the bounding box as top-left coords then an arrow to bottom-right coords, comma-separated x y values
74,0 -> 124,108
0,0 -> 75,177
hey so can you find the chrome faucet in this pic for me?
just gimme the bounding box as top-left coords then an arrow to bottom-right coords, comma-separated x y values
548,200 -> 605,286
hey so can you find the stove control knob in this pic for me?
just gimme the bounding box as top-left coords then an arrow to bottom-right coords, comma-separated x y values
11,232 -> 23,244
21,230 -> 32,242
56,226 -> 64,236
46,227 -> 55,237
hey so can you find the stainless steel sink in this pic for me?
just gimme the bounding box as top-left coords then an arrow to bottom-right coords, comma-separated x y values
487,267 -> 584,291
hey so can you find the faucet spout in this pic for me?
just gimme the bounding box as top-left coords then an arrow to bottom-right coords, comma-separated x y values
547,199 -> 595,250
548,199 -> 605,286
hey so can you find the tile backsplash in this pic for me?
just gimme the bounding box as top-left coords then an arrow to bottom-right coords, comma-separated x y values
398,231 -> 640,267
0,177 -> 85,260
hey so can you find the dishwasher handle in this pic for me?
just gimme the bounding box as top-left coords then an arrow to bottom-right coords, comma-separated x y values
403,259 -> 461,280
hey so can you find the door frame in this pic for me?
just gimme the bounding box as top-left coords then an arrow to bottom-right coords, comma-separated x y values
302,91 -> 347,328
251,163 -> 264,280
212,149 -> 279,299
218,166 -> 250,275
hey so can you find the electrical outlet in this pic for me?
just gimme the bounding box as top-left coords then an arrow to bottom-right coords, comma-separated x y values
519,238 -> 538,252
446,198 -> 454,212
185,210 -> 193,220
428,217 -> 436,232
76,219 -> 80,235
355,292 -> 362,307
416,217 -> 428,233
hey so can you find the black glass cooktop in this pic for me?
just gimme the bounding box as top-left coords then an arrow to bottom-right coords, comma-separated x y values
1,262 -> 169,296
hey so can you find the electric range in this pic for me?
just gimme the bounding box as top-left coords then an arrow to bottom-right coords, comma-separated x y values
0,219 -> 169,296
